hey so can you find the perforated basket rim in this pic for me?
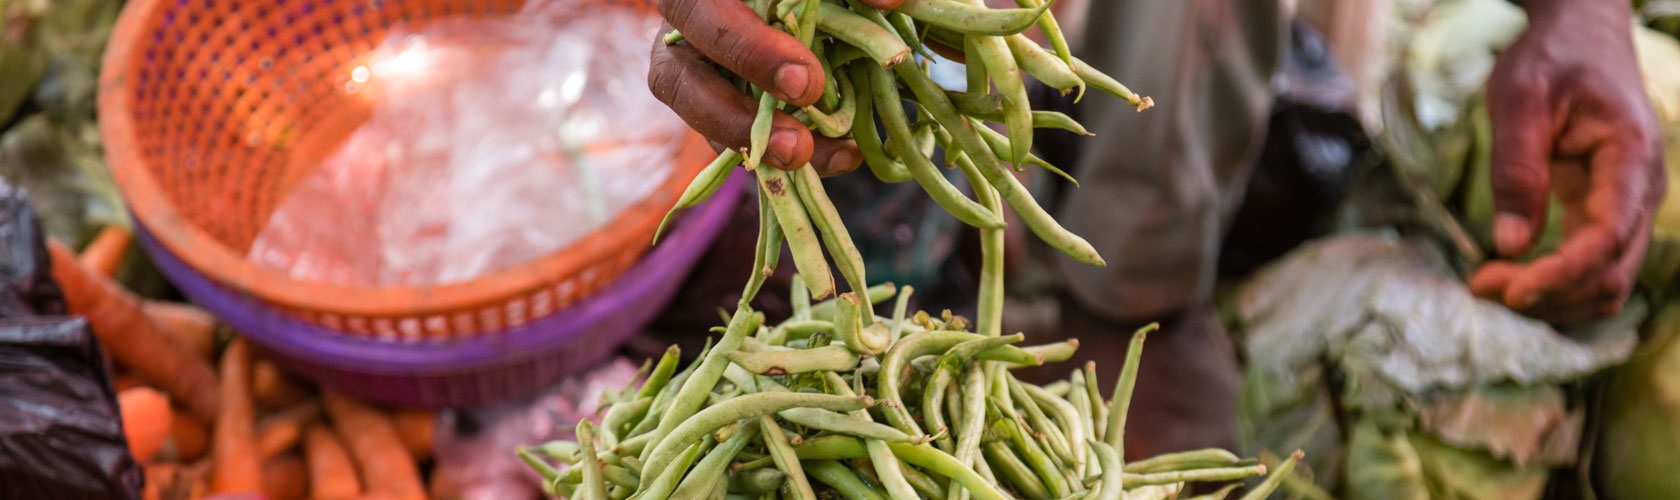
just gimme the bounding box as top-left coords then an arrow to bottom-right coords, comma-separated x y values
98,0 -> 712,318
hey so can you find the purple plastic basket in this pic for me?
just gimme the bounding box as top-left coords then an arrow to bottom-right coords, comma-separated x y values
135,173 -> 745,408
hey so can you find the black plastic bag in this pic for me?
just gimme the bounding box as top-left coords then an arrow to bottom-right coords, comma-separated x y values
0,179 -> 143,500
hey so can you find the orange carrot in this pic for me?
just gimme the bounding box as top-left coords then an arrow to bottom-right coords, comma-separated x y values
165,413 -> 210,463
119,387 -> 173,463
78,226 -> 131,278
322,392 -> 425,500
261,454 -> 308,500
252,359 -> 312,410
256,401 -> 322,459
142,301 -> 219,361
304,425 -> 362,500
211,339 -> 261,493
47,240 -> 220,423
388,409 -> 436,462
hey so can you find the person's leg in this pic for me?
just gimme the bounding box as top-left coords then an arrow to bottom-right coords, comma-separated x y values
1040,0 -> 1284,459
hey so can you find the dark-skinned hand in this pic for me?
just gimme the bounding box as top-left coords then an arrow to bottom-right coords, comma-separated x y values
1469,0 -> 1667,324
646,0 -> 913,176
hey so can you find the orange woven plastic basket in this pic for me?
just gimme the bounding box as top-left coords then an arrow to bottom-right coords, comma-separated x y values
99,0 -> 713,340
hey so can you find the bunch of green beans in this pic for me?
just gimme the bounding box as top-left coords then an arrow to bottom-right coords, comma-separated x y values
518,0 -> 1305,498
518,283 -> 1302,500
652,0 -> 1160,294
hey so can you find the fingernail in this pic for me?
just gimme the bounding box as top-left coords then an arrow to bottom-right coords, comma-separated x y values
768,129 -> 798,167
777,64 -> 812,103
827,148 -> 858,174
1494,214 -> 1532,256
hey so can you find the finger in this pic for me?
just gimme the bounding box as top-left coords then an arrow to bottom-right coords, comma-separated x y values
650,40 -> 816,169
1501,224 -> 1619,309
660,0 -> 824,107
1468,261 -> 1521,301
807,137 -> 863,177
1485,76 -> 1557,257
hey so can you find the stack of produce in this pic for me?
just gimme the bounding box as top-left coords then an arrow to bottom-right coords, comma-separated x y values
521,0 -> 1302,498
48,228 -> 440,500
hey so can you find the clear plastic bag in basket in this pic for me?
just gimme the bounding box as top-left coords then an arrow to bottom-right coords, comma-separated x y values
249,2 -> 685,287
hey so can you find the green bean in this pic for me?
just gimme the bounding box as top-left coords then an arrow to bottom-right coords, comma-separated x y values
793,435 -> 871,460
645,393 -> 870,483
923,367 -> 956,450
757,168 -> 836,300
663,29 -> 684,45
889,11 -> 923,57
892,64 -> 1105,266
760,416 -> 819,500
1088,441 -> 1123,500
658,150 -> 740,242
985,441 -> 1052,500
889,443 -> 1009,500
816,2 -> 911,67
1082,362 -> 1105,443
948,91 -> 1003,116
965,116 -> 1078,184
746,92 -> 779,171
896,0 -> 1052,36
833,292 -> 891,355
1104,325 -> 1152,453
822,372 -> 921,500
642,309 -> 761,467
733,455 -> 776,472
814,41 -> 840,113
878,330 -> 991,435
779,407 -> 916,443
742,188 -> 783,305
1236,451 -> 1302,500
774,320 -> 834,342
632,440 -> 706,500
533,440 -> 579,464
889,284 -> 914,344
964,34 -> 989,93
601,397 -> 654,449
943,379 -> 965,449
845,0 -> 900,34
574,421 -> 608,500
1023,383 -> 1087,473
1021,340 -> 1080,363
672,420 -> 762,498
1123,465 -> 1267,488
1066,372 -> 1095,477
902,461 -> 951,499
912,119 -> 941,159
951,371 -> 984,499
965,107 -> 1092,136
728,468 -> 786,494
867,64 -> 1006,230
810,282 -> 896,323
1071,56 -> 1152,110
615,431 -> 653,458
1004,33 -> 1081,94
801,75 -> 856,138
806,460 -> 888,500
1014,0 -> 1073,71
846,64 -> 915,184
939,334 -> 1023,372
1123,449 -> 1242,474
603,465 -> 640,490
622,455 -> 645,477
791,275 -> 812,320
1009,375 -> 1077,468
637,345 -> 684,400
727,345 -> 859,375
956,9 -> 1031,166
517,447 -> 561,484
795,0 -> 821,46
992,397 -> 1069,497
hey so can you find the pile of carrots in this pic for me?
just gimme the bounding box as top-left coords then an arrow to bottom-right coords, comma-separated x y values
50,227 -> 439,500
